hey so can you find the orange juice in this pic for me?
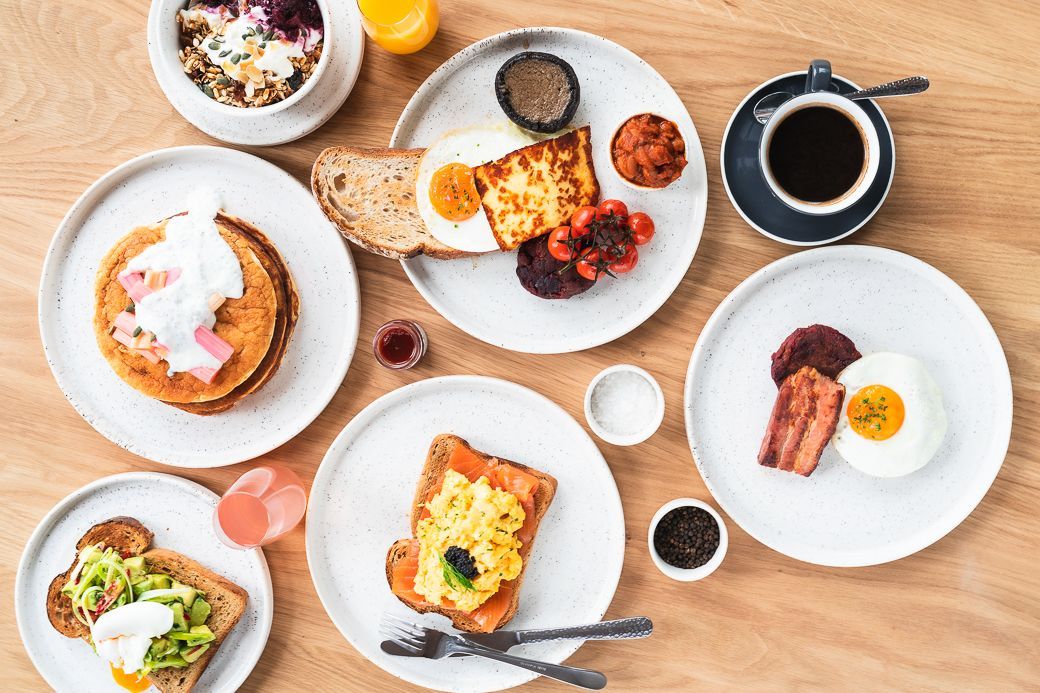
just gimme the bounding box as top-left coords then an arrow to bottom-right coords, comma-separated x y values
358,0 -> 439,55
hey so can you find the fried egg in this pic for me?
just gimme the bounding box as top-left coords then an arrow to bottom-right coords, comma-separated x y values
415,124 -> 537,252
833,352 -> 947,477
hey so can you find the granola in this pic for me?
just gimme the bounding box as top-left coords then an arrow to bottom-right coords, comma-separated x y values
177,0 -> 324,108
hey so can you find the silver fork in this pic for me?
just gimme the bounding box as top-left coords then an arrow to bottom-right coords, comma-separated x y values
380,614 -> 608,689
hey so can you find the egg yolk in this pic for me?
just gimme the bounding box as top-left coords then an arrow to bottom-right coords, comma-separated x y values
111,665 -> 151,693
429,163 -> 480,221
846,384 -> 905,440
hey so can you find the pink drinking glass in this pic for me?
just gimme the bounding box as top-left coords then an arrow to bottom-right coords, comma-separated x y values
213,464 -> 307,549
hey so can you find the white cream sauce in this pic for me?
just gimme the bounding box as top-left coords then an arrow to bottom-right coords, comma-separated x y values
124,191 -> 244,375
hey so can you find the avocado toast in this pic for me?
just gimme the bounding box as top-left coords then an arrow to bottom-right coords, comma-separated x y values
387,434 -> 557,633
46,517 -> 247,693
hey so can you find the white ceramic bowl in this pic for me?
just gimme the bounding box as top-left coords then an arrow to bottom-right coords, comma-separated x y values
647,497 -> 728,581
608,112 -> 691,192
584,364 -> 665,446
150,0 -> 332,118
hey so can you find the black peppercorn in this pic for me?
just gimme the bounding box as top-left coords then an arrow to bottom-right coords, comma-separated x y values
653,506 -> 720,569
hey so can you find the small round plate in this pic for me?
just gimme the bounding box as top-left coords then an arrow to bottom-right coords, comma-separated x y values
306,375 -> 625,693
39,146 -> 360,467
721,72 -> 896,245
392,27 -> 708,354
146,0 -> 364,146
15,472 -> 273,693
683,246 -> 1013,566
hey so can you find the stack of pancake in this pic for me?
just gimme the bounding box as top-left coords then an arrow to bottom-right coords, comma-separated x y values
93,212 -> 298,415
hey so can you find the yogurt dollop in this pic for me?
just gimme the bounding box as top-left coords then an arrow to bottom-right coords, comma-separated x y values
124,192 -> 244,375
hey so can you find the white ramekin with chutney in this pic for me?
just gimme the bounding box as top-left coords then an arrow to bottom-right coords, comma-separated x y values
611,113 -> 688,189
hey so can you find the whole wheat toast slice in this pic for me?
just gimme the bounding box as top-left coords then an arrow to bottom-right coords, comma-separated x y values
386,434 -> 557,632
311,146 -> 471,260
45,518 -> 247,693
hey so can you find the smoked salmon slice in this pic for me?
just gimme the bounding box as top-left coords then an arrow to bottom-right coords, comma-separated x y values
395,443 -> 539,631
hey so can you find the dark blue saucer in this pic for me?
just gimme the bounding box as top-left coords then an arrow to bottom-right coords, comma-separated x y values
721,71 -> 895,245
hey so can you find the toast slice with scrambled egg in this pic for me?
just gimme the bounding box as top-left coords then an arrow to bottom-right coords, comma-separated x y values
472,125 -> 600,251
386,434 -> 557,632
45,518 -> 248,693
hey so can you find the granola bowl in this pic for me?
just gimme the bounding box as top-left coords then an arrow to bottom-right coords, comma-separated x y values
150,0 -> 332,118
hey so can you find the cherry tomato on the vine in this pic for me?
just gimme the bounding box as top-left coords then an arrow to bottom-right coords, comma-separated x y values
608,243 -> 639,273
570,206 -> 598,235
575,249 -> 604,281
547,226 -> 579,262
597,198 -> 629,220
626,212 -> 655,245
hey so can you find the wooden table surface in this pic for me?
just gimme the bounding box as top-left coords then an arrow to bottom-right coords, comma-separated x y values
3,0 -> 1039,690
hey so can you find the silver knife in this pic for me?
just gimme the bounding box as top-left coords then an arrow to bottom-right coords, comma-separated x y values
460,617 -> 653,652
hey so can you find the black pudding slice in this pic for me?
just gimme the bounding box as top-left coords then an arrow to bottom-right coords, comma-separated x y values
495,51 -> 580,134
516,235 -> 595,300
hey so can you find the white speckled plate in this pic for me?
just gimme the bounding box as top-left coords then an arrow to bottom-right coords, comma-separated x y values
39,146 -> 360,467
684,246 -> 1013,566
147,0 -> 364,146
306,376 -> 625,693
15,472 -> 273,693
392,27 -> 707,354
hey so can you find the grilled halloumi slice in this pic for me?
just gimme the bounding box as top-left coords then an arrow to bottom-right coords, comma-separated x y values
472,126 -> 600,251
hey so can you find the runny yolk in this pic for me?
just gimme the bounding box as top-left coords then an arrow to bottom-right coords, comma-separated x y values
111,665 -> 152,693
429,163 -> 480,221
846,384 -> 905,440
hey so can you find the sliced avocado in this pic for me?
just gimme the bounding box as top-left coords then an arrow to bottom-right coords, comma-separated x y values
82,587 -> 102,611
150,574 -> 172,590
169,602 -> 188,632
123,556 -> 147,582
147,637 -> 174,660
168,625 -> 215,647
181,643 -> 210,664
132,576 -> 155,597
189,597 -> 211,627
170,580 -> 197,608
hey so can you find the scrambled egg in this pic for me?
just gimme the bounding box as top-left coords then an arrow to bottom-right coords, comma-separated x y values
414,470 -> 525,612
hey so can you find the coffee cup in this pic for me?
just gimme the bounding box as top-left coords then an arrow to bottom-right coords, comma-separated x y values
759,60 -> 881,215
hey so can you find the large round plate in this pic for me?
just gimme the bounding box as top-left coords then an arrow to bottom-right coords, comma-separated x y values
39,146 -> 360,467
684,246 -> 1013,566
392,27 -> 707,353
306,376 -> 625,692
15,472 -> 273,692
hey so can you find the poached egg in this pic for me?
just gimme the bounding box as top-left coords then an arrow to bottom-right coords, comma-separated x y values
91,601 -> 174,676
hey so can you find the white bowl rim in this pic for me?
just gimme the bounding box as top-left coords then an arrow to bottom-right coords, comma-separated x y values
583,363 -> 666,446
155,0 -> 333,117
647,497 -> 729,581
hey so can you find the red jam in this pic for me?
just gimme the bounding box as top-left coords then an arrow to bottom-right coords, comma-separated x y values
373,320 -> 427,369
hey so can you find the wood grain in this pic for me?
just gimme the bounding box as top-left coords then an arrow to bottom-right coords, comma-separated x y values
2,0 -> 1039,690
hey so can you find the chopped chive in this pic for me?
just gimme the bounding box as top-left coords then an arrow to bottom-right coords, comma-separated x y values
132,326 -> 142,338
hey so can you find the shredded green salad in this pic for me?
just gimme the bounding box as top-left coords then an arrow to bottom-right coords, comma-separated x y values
61,544 -> 216,674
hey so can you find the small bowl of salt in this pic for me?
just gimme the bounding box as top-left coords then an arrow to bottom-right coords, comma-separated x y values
584,364 -> 665,446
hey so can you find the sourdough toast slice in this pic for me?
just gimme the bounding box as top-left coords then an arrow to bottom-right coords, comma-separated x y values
45,519 -> 247,693
311,146 -> 470,260
46,517 -> 153,640
386,434 -> 557,632
144,549 -> 248,693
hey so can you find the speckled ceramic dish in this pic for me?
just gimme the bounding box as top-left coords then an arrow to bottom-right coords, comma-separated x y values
39,146 -> 360,467
684,246 -> 1013,566
306,375 -> 625,693
147,0 -> 364,146
15,472 -> 273,692
392,27 -> 707,354
721,71 -> 895,245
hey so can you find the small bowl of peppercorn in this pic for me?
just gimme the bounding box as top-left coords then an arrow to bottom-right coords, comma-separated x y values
648,498 -> 727,582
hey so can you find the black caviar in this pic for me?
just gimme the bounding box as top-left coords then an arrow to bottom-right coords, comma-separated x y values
653,506 -> 720,569
444,546 -> 479,580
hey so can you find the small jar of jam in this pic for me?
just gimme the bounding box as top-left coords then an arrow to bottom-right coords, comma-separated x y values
373,320 -> 428,369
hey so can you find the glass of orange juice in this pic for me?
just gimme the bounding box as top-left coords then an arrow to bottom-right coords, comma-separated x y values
357,0 -> 439,55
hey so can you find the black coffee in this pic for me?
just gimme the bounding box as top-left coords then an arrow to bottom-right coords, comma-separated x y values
767,106 -> 865,203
